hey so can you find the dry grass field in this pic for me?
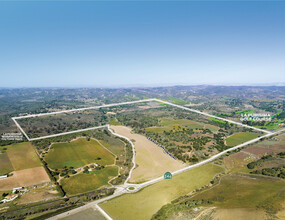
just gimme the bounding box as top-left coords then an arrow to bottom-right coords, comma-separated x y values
0,142 -> 41,174
110,125 -> 186,183
0,167 -> 50,191
61,207 -> 106,220
17,186 -> 58,205
100,164 -> 224,220
0,142 -> 50,191
191,174 -> 285,220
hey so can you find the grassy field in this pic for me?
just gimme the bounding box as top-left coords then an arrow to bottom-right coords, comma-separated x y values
0,142 -> 41,175
169,97 -> 190,105
109,117 -> 122,126
61,208 -> 106,220
100,163 -> 224,220
209,116 -> 227,124
192,174 -> 285,215
7,142 -> 41,170
0,142 -> 50,191
225,132 -> 260,147
61,166 -> 118,195
45,138 -> 115,169
0,152 -> 13,175
98,140 -> 125,157
235,109 -> 256,114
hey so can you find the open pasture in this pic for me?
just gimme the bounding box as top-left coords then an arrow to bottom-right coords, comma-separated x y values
191,174 -> 285,217
225,132 -> 260,147
61,207 -> 106,220
60,166 -> 118,195
0,142 -> 41,175
45,138 -> 115,169
100,164 -> 223,220
0,152 -> 13,175
6,142 -> 42,170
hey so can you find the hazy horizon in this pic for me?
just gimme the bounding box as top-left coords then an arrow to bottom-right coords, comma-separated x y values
1,82 -> 285,89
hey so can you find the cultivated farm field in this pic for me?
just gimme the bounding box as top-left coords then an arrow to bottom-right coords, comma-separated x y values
191,174 -> 285,219
0,142 -> 41,174
61,166 -> 118,195
100,163 -> 224,220
0,152 -> 13,175
0,167 -> 50,191
45,138 -> 115,169
225,132 -> 261,147
0,142 -> 49,191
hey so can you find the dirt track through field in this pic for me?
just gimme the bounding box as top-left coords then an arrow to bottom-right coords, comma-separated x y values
110,125 -> 186,183
0,167 -> 50,191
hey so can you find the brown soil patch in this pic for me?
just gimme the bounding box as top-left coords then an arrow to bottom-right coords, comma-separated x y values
224,152 -> 255,170
110,125 -> 186,183
243,146 -> 276,157
17,189 -> 58,205
0,167 -> 50,190
213,208 -> 267,220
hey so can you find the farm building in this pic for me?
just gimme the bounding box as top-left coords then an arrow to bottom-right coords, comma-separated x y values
12,187 -> 24,193
0,175 -> 8,179
1,194 -> 18,203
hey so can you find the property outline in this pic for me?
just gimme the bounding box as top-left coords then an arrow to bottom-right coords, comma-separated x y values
9,98 -> 283,220
12,98 -> 271,142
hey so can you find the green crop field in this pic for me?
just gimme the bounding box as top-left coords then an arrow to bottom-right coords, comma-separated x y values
169,97 -> 190,105
109,117 -> 122,126
61,166 -> 118,195
0,152 -> 13,175
192,174 -> 285,210
100,164 -> 224,220
226,132 -> 260,147
159,118 -> 202,128
6,142 -> 41,171
45,138 -> 115,169
209,117 -> 227,124
98,140 -> 125,156
0,142 -> 41,175
235,109 -> 256,114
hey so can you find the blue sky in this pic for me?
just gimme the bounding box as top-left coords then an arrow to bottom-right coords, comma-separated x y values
0,1 -> 284,87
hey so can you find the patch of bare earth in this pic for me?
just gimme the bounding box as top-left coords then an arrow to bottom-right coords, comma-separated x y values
213,208 -> 267,220
110,125 -> 186,183
0,167 -> 50,190
243,146 -> 277,157
17,189 -> 58,205
224,152 -> 250,169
